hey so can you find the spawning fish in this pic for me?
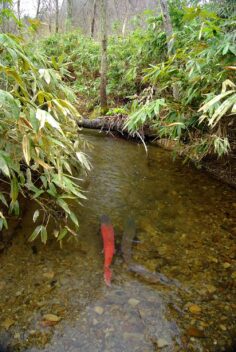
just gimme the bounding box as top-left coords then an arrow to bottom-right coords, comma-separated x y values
122,217 -> 179,287
100,215 -> 115,286
121,217 -> 136,264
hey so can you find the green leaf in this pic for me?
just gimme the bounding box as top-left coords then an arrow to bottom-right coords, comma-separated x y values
33,209 -> 40,222
76,152 -> 91,171
0,192 -> 8,207
28,225 -> 42,242
9,200 -> 19,216
209,94 -> 236,127
0,155 -> 10,178
47,182 -> 57,197
0,89 -> 20,119
199,91 -> 234,112
0,211 -> 8,230
57,198 -> 71,214
40,226 -> 47,244
36,108 -> 62,131
28,108 -> 39,132
22,135 -> 31,166
39,69 -> 51,85
57,227 -> 68,241
10,177 -> 19,202
69,211 -> 79,227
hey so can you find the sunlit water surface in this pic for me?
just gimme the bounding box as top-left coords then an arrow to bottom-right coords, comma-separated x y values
0,130 -> 236,352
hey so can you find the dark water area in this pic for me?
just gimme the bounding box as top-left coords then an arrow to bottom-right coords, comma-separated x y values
0,130 -> 235,352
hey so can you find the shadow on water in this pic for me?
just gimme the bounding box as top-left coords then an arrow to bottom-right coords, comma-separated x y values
0,130 -> 236,351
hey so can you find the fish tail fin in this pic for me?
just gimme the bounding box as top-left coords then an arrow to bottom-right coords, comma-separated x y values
104,266 -> 112,286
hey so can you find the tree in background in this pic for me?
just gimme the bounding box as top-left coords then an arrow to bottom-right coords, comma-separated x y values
159,0 -> 174,55
55,0 -> 59,32
16,0 -> 20,19
33,0 -> 61,34
0,0 -> 12,32
35,0 -> 41,17
100,0 -> 108,112
59,0 -> 158,37
67,0 -> 72,29
90,0 -> 97,38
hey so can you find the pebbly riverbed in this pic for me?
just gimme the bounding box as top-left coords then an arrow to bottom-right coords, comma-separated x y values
0,130 -> 235,352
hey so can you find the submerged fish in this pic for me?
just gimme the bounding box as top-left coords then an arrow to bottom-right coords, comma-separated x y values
121,217 -> 136,264
100,215 -> 115,286
122,217 -> 177,287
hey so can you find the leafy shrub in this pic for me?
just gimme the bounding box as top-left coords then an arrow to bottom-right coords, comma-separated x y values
0,33 -> 88,243
39,4 -> 235,161
40,14 -> 167,106
126,6 -> 236,160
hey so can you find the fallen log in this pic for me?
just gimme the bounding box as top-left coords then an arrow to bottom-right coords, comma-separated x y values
78,116 -> 155,139
78,116 -> 128,134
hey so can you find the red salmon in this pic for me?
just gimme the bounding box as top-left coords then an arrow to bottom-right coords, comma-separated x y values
100,215 -> 115,286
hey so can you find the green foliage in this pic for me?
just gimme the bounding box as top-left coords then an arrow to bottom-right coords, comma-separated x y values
126,4 -> 236,160
39,3 -> 235,161
199,79 -> 236,128
0,0 -> 22,31
40,15 -> 167,106
125,99 -> 167,131
40,32 -> 100,102
0,33 -> 87,243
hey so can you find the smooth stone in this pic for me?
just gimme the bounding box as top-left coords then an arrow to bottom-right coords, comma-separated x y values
128,298 -> 140,307
94,306 -> 104,315
123,332 -> 143,340
92,318 -> 98,325
157,338 -> 169,348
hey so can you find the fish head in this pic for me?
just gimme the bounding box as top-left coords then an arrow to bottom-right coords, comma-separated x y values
100,214 -> 111,225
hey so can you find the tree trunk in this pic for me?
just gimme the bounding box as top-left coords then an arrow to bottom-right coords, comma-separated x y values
100,0 -> 108,113
159,0 -> 179,100
122,16 -> 128,37
17,0 -> 21,20
67,0 -> 73,30
48,0 -> 52,33
159,0 -> 174,55
55,0 -> 59,33
90,0 -> 97,38
1,1 -> 11,32
36,0 -> 41,17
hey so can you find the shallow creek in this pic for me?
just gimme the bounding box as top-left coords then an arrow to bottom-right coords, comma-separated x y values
0,130 -> 236,352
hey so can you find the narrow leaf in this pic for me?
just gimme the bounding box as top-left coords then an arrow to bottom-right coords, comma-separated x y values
22,135 -> 31,165
28,225 -> 42,242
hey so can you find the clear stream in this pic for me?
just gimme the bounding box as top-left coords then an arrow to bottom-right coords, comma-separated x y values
0,130 -> 236,352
